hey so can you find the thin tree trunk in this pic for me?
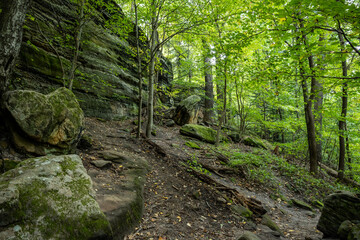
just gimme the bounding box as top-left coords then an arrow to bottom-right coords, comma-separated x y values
216,62 -> 227,146
134,0 -> 142,139
0,0 -> 30,97
235,76 -> 246,134
68,0 -> 85,91
203,51 -> 214,124
298,19 -> 319,174
315,35 -> 325,164
345,125 -> 352,179
146,9 -> 158,138
337,31 -> 348,180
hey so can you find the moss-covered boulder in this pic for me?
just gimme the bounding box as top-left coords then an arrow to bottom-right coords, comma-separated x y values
173,95 -> 201,125
317,191 -> 360,238
4,87 -> 84,155
180,124 -> 217,144
0,155 -> 112,239
242,136 -> 267,150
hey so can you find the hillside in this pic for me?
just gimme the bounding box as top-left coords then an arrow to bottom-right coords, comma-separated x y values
79,117 -> 356,240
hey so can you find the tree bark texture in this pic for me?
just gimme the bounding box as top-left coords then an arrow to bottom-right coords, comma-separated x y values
337,31 -> 348,180
298,19 -> 321,174
134,0 -> 142,139
203,56 -> 214,124
0,0 -> 30,97
146,12 -> 158,138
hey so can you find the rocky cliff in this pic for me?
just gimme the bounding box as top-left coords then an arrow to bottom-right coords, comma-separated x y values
13,0 -> 148,120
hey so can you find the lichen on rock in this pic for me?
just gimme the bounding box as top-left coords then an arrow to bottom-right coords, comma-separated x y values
0,154 -> 112,240
4,87 -> 84,155
173,95 -> 201,126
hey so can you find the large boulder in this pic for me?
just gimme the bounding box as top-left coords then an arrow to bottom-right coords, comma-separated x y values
317,191 -> 360,238
173,95 -> 201,125
91,149 -> 150,239
0,155 -> 112,240
4,87 -> 84,155
180,124 -> 217,144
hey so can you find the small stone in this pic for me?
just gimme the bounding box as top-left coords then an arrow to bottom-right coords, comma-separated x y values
91,160 -> 112,168
261,214 -> 283,236
217,197 -> 227,204
237,231 -> 261,240
99,150 -> 128,162
231,205 -> 253,218
164,119 -> 175,127
244,221 -> 257,231
348,223 -> 360,240
170,143 -> 179,148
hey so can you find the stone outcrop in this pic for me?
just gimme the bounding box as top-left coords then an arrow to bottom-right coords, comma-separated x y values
173,95 -> 201,125
4,87 -> 84,155
14,0 -> 171,120
90,149 -> 150,239
317,191 -> 360,238
0,155 -> 112,240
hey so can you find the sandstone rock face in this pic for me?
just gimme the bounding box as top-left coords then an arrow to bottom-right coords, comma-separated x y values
0,155 -> 112,240
13,0 -> 171,120
317,191 -> 360,238
173,95 -> 201,125
5,87 -> 84,155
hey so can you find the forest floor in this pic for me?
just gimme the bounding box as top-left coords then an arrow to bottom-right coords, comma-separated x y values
80,117 -> 324,240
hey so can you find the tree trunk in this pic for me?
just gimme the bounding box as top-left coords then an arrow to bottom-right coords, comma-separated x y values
337,31 -> 348,180
215,63 -> 227,146
298,19 -> 320,174
146,12 -> 158,138
0,0 -> 30,97
134,0 -> 142,139
235,76 -> 246,134
203,55 -> 214,124
68,0 -> 85,91
300,73 -> 318,174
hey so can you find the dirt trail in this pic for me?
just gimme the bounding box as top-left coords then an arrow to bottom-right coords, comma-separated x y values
82,118 -> 323,240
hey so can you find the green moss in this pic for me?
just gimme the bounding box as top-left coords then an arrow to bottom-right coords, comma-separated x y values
291,198 -> 313,211
261,214 -> 282,234
59,157 -> 77,172
185,141 -> 201,149
19,43 -> 69,82
243,136 -> 268,150
231,205 -> 253,219
180,124 -> 217,144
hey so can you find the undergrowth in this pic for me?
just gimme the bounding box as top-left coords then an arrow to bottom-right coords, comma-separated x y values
218,146 -> 357,202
